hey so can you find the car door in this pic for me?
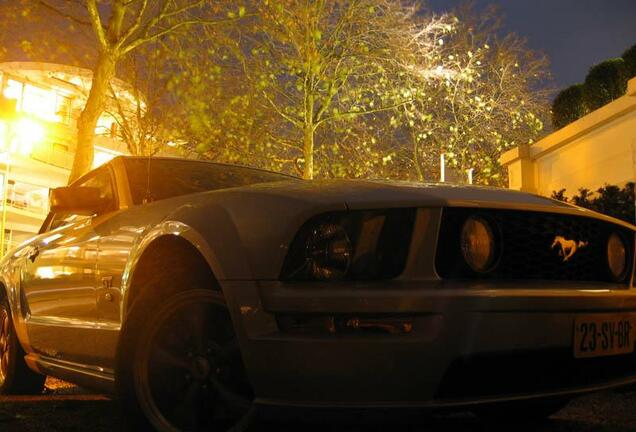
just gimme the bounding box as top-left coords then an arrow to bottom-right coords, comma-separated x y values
20,166 -> 117,366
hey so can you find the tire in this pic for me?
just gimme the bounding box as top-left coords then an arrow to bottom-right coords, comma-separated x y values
475,398 -> 568,423
122,289 -> 255,432
0,297 -> 46,395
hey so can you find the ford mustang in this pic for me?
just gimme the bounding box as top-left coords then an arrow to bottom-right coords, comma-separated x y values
0,156 -> 635,431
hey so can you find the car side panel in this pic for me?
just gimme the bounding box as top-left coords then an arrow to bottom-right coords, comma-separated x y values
20,220 -> 100,365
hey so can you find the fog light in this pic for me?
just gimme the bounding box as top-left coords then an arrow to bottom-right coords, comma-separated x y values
461,216 -> 496,273
607,232 -> 628,281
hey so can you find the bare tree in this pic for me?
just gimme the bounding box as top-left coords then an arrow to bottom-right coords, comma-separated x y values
106,44 -> 173,156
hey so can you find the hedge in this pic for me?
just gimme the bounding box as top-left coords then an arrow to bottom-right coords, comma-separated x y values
622,44 -> 636,79
550,44 -> 635,130
551,84 -> 587,130
582,58 -> 629,111
551,183 -> 635,224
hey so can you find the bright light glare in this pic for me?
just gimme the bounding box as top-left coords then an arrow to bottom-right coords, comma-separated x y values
13,118 -> 45,155
0,121 -> 7,149
93,147 -> 120,168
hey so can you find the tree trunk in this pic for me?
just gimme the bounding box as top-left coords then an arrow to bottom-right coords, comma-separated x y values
303,122 -> 314,179
411,128 -> 425,182
68,51 -> 117,184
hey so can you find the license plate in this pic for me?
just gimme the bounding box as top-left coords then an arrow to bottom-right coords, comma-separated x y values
574,314 -> 636,358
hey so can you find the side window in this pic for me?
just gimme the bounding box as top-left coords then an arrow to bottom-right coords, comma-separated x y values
45,167 -> 117,232
81,168 -> 116,206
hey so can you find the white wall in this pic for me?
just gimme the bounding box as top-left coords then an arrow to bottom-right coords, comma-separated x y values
535,108 -> 636,196
501,77 -> 636,197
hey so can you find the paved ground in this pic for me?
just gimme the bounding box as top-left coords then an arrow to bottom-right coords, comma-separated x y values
3,379 -> 636,431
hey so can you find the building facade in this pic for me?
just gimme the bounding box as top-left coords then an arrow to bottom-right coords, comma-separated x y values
0,62 -> 137,253
500,77 -> 636,197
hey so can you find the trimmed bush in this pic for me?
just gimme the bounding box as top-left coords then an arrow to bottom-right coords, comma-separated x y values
551,84 -> 587,130
551,183 -> 635,224
622,44 -> 636,79
582,58 -> 628,111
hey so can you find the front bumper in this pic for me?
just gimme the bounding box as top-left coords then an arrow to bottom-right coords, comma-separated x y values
222,279 -> 636,410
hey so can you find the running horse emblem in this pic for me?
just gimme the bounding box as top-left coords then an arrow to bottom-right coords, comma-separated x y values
551,236 -> 588,262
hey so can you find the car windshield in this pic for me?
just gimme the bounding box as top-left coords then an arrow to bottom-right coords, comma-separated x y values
123,158 -> 297,205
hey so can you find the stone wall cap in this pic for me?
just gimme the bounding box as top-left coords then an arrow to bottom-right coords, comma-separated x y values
629,76 -> 636,96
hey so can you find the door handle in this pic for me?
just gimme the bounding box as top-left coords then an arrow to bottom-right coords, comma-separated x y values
26,246 -> 39,263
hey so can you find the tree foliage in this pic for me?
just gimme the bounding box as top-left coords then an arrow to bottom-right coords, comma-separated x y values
551,183 -> 635,224
622,44 -> 636,79
170,2 -> 549,184
2,0 -> 246,182
551,84 -> 587,130
392,5 -> 550,184
550,44 -> 635,130
107,43 -> 176,156
2,1 -> 551,186
183,0 -> 454,179
583,58 -> 628,111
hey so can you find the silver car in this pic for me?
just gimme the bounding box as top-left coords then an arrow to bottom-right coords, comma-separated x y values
1,156 -> 635,431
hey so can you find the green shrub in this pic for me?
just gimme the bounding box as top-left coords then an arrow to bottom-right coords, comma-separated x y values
583,58 -> 629,110
551,84 -> 587,130
551,182 -> 635,224
622,44 -> 636,79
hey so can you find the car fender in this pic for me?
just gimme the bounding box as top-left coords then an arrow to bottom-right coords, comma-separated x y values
120,203 -> 252,318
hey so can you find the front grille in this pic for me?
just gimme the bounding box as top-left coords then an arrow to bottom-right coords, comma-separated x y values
435,348 -> 636,400
436,208 -> 634,285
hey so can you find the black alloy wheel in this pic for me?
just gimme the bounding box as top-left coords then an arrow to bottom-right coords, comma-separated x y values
0,298 -> 45,394
0,306 -> 10,384
133,289 -> 254,432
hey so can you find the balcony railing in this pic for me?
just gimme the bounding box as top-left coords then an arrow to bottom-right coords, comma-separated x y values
30,144 -> 74,170
2,197 -> 48,215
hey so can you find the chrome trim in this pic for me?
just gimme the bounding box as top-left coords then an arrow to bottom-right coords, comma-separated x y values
26,315 -> 120,331
25,353 -> 115,394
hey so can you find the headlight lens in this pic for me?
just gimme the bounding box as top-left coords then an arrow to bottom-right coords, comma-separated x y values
607,232 -> 628,281
461,216 -> 496,273
281,209 -> 416,281
306,224 -> 352,280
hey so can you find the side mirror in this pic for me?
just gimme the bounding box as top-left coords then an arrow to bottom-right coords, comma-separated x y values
49,187 -> 110,215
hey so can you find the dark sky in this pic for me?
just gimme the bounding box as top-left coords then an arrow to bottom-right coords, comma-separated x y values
427,0 -> 636,90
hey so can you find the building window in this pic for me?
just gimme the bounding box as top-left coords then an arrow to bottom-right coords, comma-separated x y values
56,95 -> 72,124
2,78 -> 72,124
3,79 -> 24,110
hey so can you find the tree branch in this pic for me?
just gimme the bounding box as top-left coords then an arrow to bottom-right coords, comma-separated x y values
316,98 -> 412,128
121,15 -> 252,56
262,91 -> 303,128
86,0 -> 109,49
38,0 -> 92,26
117,0 -> 148,49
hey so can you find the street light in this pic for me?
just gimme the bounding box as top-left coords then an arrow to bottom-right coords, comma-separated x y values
0,108 -> 46,255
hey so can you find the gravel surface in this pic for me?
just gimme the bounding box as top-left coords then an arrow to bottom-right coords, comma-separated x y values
3,379 -> 636,431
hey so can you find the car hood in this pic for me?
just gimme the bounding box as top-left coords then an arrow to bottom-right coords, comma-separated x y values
214,179 -> 633,229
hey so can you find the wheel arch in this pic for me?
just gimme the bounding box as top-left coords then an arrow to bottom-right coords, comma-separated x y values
123,234 -> 221,318
121,221 -> 225,318
115,228 -> 223,394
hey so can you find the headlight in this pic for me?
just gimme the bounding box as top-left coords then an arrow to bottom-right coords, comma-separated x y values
607,232 -> 628,281
281,209 -> 416,281
306,223 -> 352,280
461,216 -> 496,273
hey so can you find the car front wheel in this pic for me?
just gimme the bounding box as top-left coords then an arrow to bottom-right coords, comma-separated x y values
0,298 -> 46,395
132,289 -> 254,432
